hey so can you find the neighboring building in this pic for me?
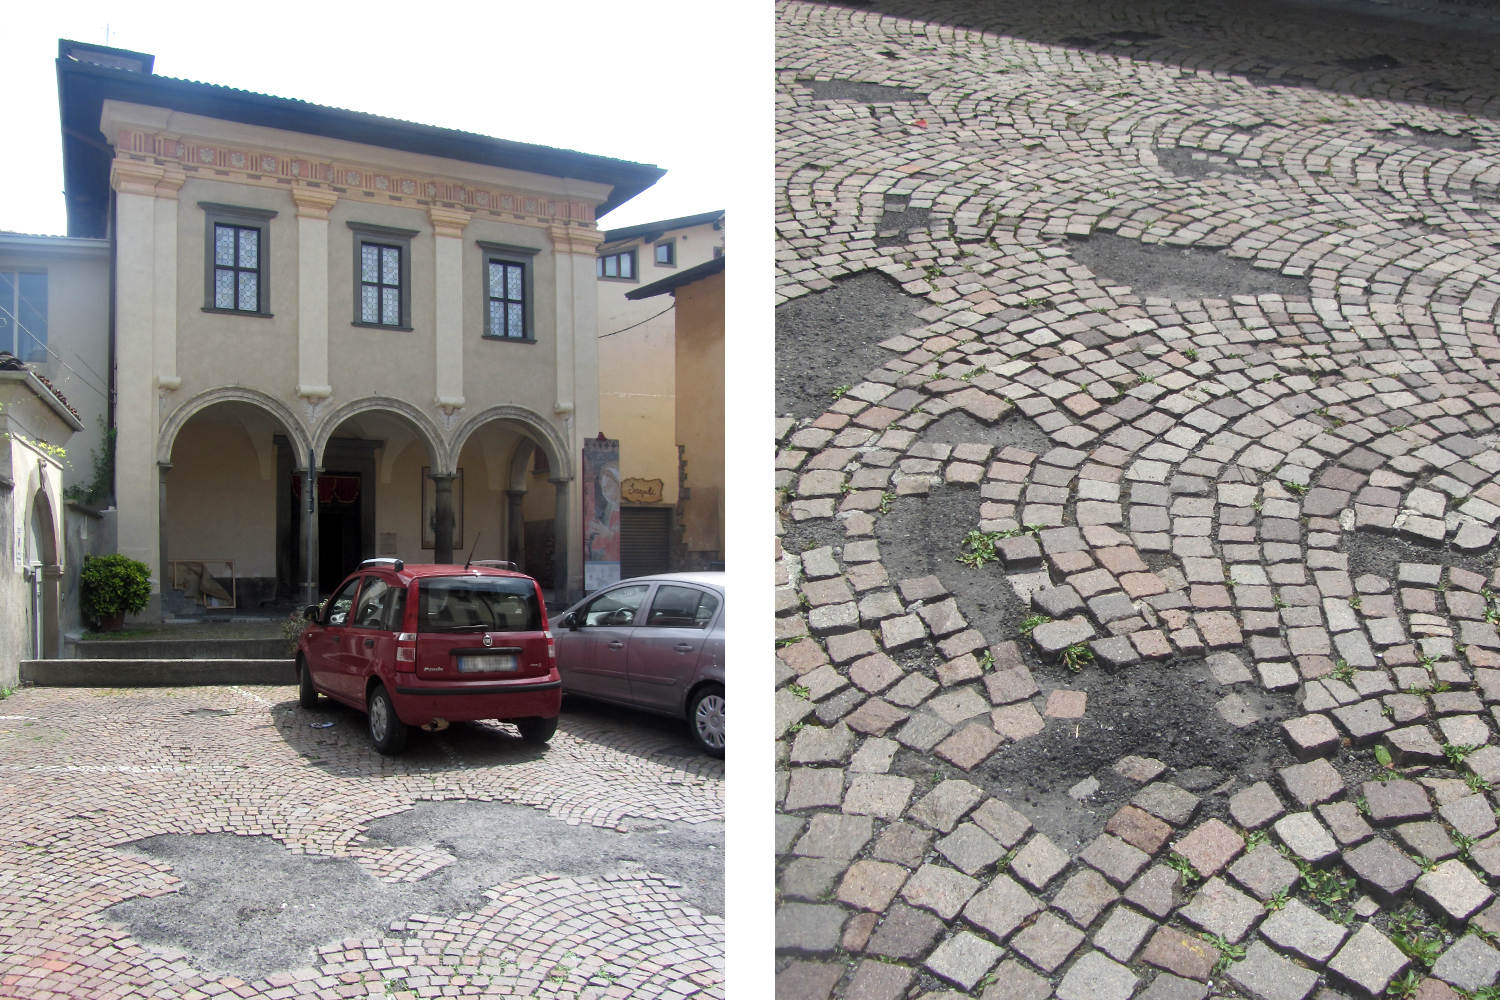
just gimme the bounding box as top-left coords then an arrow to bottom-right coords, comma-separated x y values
626,256 -> 725,572
594,210 -> 723,576
42,38 -> 665,623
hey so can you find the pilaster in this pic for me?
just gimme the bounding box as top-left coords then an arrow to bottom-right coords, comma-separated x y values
153,168 -> 185,401
293,188 -> 338,406
111,158 -> 166,616
430,206 -> 471,416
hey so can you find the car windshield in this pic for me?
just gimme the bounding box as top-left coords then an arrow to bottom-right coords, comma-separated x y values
418,576 -> 541,632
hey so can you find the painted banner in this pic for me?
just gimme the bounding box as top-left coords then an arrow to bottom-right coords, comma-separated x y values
582,437 -> 621,592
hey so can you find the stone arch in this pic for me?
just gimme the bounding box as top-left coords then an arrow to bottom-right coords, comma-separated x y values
312,396 -> 444,470
158,387 -> 312,465
448,405 -> 571,483
508,438 -> 538,492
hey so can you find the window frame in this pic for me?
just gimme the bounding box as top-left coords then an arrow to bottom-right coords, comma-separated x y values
653,240 -> 676,267
348,221 -> 417,331
477,241 -> 539,343
0,269 -> 48,363
200,202 -> 276,317
596,248 -> 638,282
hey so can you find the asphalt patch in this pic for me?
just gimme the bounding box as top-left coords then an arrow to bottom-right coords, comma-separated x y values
921,408 -> 1052,455
1155,146 -> 1266,180
1344,527 -> 1499,581
1068,232 -> 1310,302
1380,128 -> 1479,151
105,800 -> 723,981
776,271 -> 927,420
797,78 -> 927,103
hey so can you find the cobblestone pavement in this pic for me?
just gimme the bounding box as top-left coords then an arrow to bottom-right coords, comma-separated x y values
776,2 -> 1500,998
0,686 -> 723,999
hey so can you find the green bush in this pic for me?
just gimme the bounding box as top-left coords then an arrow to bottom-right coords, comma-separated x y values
79,554 -> 153,623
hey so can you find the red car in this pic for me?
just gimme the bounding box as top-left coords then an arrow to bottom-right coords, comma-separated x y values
294,558 -> 561,753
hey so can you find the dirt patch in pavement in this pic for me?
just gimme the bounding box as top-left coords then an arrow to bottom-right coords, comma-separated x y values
1344,527 -> 1500,580
1068,232 -> 1310,301
776,272 -> 928,420
1154,146 -> 1267,180
105,801 -> 723,981
921,408 -> 1053,455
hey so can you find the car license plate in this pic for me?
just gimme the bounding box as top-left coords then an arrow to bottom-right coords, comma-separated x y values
457,654 -> 518,673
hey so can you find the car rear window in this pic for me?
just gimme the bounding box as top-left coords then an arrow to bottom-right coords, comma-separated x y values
418,577 -> 541,632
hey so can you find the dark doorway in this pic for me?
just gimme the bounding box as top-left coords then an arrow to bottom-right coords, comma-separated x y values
318,472 -> 364,588
524,520 -> 555,588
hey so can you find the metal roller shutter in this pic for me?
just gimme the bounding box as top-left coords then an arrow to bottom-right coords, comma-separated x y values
620,507 -> 672,580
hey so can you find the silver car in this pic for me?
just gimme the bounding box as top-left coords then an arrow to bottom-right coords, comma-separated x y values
554,572 -> 725,755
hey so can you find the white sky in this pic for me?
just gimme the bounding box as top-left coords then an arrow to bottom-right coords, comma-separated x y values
0,2 -> 735,235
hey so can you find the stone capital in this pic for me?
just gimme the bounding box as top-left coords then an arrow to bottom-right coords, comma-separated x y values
428,205 -> 472,239
549,223 -> 603,256
154,167 -> 186,199
291,187 -> 339,220
110,158 -> 166,197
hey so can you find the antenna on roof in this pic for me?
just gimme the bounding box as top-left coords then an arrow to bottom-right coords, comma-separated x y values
463,531 -> 482,571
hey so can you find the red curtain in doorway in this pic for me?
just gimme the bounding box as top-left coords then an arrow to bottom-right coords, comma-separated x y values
291,475 -> 361,505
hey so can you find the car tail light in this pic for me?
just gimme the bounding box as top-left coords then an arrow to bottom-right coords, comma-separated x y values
544,630 -> 556,659
396,632 -> 417,662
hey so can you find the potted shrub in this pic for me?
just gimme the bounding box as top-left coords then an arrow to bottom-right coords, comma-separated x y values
80,554 -> 153,631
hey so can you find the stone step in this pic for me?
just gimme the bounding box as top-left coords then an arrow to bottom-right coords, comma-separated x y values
67,638 -> 289,660
21,659 -> 294,687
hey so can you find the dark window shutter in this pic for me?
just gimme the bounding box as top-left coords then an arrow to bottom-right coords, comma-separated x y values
619,507 -> 672,579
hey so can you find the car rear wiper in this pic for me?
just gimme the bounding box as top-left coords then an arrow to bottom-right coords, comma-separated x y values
422,623 -> 491,632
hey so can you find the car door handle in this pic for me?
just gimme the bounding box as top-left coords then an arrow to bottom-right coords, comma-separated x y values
675,644 -> 695,652
608,641 -> 624,649
364,638 -> 374,648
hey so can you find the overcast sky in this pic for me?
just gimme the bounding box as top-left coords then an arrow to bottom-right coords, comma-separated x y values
1,2 -> 738,235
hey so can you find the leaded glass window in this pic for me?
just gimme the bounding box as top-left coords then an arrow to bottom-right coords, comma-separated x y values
360,242 -> 402,325
488,260 -> 526,339
213,224 -> 260,311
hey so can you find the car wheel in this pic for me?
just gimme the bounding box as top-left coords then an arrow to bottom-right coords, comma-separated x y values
515,716 -> 558,744
688,684 -> 724,757
367,684 -> 408,754
297,657 -> 320,709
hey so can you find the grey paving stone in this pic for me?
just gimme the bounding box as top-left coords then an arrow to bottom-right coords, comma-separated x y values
971,797 -> 1033,847
1332,701 -> 1395,746
837,860 -> 912,912
1274,811 -> 1340,866
843,960 -> 913,1000
1344,837 -> 1423,905
871,822 -> 932,868
936,822 -> 1005,876
1081,833 -> 1152,887
1319,801 -> 1375,846
1052,868 -> 1121,928
1137,973 -> 1208,1000
909,779 -> 985,833
1396,821 -> 1458,863
1441,793 -> 1499,840
962,873 -> 1041,941
1363,779 -> 1433,825
1416,859 -> 1494,921
1328,924 -> 1410,997
1010,910 -> 1086,973
780,857 -> 850,902
791,722 -> 856,763
1125,863 -> 1185,918
777,902 -> 847,952
1141,924 -> 1217,981
924,930 -> 1004,991
1279,758 -> 1346,807
1431,933 -> 1500,992
1177,875 -> 1263,943
795,813 -> 875,859
1385,725 -> 1447,765
1011,832 -> 1072,891
1055,949 -> 1140,1000
866,902 -> 943,960
775,961 -> 843,1000
979,960 -> 1051,1000
1228,843 -> 1300,902
1228,941 -> 1320,1000
900,863 -> 982,920
1133,782 -> 1201,825
1282,714 -> 1342,761
1093,904 -> 1156,963
1229,781 -> 1285,830
1259,898 -> 1349,964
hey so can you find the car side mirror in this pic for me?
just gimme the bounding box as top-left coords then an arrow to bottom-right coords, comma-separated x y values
303,605 -> 321,621
560,611 -> 579,631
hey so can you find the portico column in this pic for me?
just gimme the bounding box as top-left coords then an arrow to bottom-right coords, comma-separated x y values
302,457 -> 321,605
430,206 -> 470,413
153,168 -> 185,399
293,189 -> 338,406
550,223 -> 602,604
506,489 -> 526,567
157,462 -> 172,610
111,157 -> 166,619
431,472 -> 456,564
550,477 -> 570,602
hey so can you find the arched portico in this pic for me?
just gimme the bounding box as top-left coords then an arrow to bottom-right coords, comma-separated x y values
161,392 -> 311,614
23,467 -> 62,658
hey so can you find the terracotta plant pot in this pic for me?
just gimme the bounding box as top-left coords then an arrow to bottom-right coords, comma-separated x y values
97,612 -> 126,632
